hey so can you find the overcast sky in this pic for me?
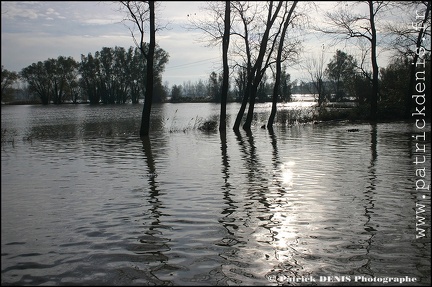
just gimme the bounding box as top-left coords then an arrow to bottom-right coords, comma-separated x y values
1,1 -> 402,87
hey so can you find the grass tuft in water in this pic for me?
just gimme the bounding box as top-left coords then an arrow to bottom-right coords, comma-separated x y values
198,119 -> 218,132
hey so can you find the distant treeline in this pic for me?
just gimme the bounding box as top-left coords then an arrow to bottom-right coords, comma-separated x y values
1,47 -> 431,120
2,45 -> 168,105
1,44 -> 292,105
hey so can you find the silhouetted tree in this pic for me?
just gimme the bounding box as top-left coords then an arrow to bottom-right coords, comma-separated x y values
1,66 -> 19,102
121,0 -> 157,137
186,1 -> 232,131
279,66 -> 293,102
20,56 -> 79,105
303,46 -> 328,106
151,46 -> 169,103
220,1 -> 231,132
231,1 -> 301,131
142,1 -> 156,137
318,1 -> 390,120
208,71 -> 220,102
379,56 -> 410,118
231,1 -> 254,131
268,1 -> 297,129
98,47 -> 115,104
385,1 -> 431,118
234,66 -> 247,102
257,73 -> 270,103
170,84 -> 183,102
79,52 -> 101,104
325,50 -> 358,101
242,1 -> 283,131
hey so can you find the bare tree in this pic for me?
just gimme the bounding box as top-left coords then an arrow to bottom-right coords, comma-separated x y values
302,45 -> 328,107
385,1 -> 431,117
1,66 -> 19,102
242,1 -> 283,132
186,1 -> 232,132
220,1 -> 231,132
317,1 -> 390,120
267,1 -> 298,130
187,1 -> 277,132
230,1 -> 255,132
120,0 -> 156,137
229,1 -> 302,131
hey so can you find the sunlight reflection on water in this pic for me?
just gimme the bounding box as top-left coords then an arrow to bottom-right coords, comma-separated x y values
1,103 -> 431,286
280,161 -> 295,187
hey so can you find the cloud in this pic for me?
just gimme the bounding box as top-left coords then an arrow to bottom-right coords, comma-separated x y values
1,31 -> 134,71
157,26 -> 221,84
1,1 -> 400,88
1,2 -> 40,20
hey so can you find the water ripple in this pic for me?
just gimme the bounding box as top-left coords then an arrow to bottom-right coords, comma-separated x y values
1,104 -> 430,285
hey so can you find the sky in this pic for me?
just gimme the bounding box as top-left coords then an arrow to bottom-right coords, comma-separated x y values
1,1 -> 405,88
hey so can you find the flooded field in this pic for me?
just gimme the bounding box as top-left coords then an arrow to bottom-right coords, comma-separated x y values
1,102 -> 430,286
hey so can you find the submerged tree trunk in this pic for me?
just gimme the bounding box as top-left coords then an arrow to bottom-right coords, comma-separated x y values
243,75 -> 261,131
232,2 -> 252,133
242,1 -> 283,132
233,81 -> 250,131
140,1 -> 155,137
268,1 -> 297,130
220,1 -> 231,132
369,1 -> 379,121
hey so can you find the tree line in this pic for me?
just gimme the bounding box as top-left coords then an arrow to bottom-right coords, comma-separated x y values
1,1 -> 431,136
1,50 -> 291,104
2,45 -> 168,105
2,47 -> 430,111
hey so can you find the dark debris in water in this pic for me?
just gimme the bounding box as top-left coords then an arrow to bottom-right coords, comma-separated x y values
198,120 -> 218,132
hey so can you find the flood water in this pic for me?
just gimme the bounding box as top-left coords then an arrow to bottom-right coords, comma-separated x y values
1,102 -> 431,286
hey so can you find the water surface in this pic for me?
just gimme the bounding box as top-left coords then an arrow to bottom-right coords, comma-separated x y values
1,103 -> 430,286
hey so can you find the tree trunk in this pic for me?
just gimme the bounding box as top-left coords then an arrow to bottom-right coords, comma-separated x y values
369,1 -> 379,121
232,5 -> 252,133
140,1 -> 155,137
220,1 -> 230,132
243,75 -> 260,131
233,81 -> 250,132
268,68 -> 281,129
242,1 -> 283,131
268,2 -> 297,129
